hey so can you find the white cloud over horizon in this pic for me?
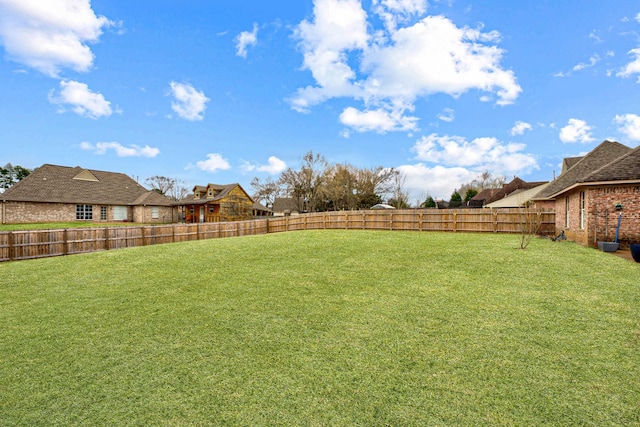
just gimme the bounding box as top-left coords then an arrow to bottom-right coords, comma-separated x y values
0,0 -> 113,77
48,80 -> 113,119
196,153 -> 232,172
241,156 -> 287,174
559,118 -> 595,143
236,23 -> 258,58
397,132 -> 538,200
169,81 -> 210,121
290,0 -> 521,133
80,141 -> 159,158
614,113 -> 640,141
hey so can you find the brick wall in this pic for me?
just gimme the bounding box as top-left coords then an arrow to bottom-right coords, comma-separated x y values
1,201 -> 76,223
590,185 -> 640,246
133,205 -> 176,223
2,201 -> 177,224
554,185 -> 640,247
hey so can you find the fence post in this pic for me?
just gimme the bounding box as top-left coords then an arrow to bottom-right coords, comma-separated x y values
63,229 -> 68,255
493,211 -> 498,233
8,231 -> 14,261
453,211 -> 457,232
389,213 -> 393,230
104,227 -> 109,250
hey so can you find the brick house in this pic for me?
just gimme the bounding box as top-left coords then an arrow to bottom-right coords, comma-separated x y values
533,140 -> 640,247
175,183 -> 256,223
0,164 -> 175,224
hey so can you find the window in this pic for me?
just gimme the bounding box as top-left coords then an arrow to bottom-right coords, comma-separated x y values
565,197 -> 570,228
579,191 -> 585,229
113,206 -> 127,221
76,204 -> 93,220
100,206 -> 107,221
209,205 -> 215,213
152,206 -> 159,219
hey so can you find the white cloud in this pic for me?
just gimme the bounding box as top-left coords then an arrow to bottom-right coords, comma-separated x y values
572,54 -> 600,72
290,0 -> 369,113
236,23 -> 258,58
636,12 -> 640,23
438,107 -> 454,122
196,153 -> 232,172
617,48 -> 640,82
372,0 -> 428,32
80,141 -> 159,158
397,163 -> 477,200
395,132 -> 538,199
339,106 -> 418,133
48,80 -> 113,119
614,113 -> 640,141
290,2 -> 521,132
510,120 -> 532,136
242,156 -> 287,174
411,133 -> 537,173
0,0 -> 113,77
559,118 -> 595,143
169,81 -> 210,121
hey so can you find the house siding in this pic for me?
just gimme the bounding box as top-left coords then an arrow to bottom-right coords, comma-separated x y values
557,185 -> 640,247
133,205 -> 175,223
1,201 -> 76,223
1,201 -> 175,224
591,185 -> 640,246
218,187 -> 254,222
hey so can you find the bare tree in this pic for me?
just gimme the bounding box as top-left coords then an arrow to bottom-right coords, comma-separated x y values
388,171 -> 410,208
458,170 -> 506,196
278,151 -> 328,212
145,176 -> 189,201
518,202 -> 543,249
250,176 -> 281,207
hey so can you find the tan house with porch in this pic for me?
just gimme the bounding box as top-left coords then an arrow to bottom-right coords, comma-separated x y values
175,183 -> 256,223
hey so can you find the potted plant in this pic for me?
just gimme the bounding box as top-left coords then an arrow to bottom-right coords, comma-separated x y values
630,243 -> 640,263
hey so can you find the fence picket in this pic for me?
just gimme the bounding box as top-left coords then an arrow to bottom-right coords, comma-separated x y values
0,209 -> 554,262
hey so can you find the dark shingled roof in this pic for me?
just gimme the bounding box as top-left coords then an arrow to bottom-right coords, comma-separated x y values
272,197 -> 299,212
561,156 -> 583,174
535,140 -> 631,199
1,164 -> 172,206
583,145 -> 640,182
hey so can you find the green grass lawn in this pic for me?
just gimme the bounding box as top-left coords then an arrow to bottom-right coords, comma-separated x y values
1,230 -> 638,426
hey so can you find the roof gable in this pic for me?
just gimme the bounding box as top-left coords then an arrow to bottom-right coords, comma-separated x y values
177,183 -> 254,205
535,140 -> 631,199
73,169 -> 99,182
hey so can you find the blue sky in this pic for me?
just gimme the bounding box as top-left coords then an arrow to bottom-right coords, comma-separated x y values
1,0 -> 640,203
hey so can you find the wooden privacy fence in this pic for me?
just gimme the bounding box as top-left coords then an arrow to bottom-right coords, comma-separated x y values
0,208 -> 555,262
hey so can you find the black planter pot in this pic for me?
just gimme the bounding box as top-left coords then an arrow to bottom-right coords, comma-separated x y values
630,244 -> 640,263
